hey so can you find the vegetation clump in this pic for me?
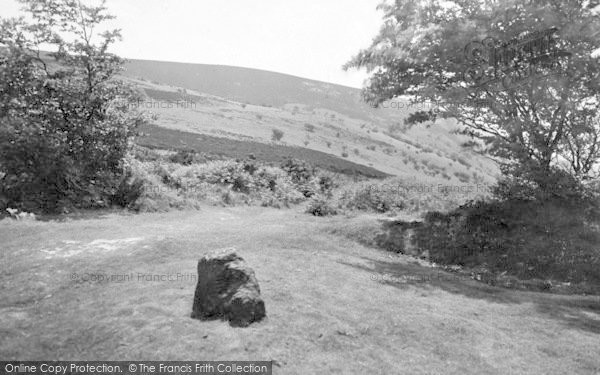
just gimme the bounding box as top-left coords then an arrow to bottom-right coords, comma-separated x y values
306,197 -> 338,217
271,128 -> 284,141
0,0 -> 145,213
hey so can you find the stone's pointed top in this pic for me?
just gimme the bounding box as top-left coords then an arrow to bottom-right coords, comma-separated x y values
201,247 -> 240,262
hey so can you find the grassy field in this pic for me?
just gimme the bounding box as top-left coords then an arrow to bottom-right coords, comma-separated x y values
1,206 -> 599,374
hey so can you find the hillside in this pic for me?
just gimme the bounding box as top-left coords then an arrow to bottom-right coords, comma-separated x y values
120,60 -> 499,188
123,60 -> 380,122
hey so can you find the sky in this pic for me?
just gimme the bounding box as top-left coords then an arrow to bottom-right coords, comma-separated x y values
0,0 -> 384,88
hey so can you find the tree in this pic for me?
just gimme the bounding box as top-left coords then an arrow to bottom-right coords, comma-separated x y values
271,128 -> 284,142
0,0 -> 145,212
345,0 -> 600,192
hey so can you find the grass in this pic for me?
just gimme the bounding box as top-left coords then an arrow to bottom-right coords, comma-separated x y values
1,205 -> 599,374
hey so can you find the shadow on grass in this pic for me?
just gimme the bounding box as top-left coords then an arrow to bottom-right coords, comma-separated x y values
340,256 -> 600,335
33,208 -> 136,222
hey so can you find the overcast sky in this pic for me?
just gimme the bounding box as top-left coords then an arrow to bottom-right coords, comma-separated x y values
0,0 -> 384,88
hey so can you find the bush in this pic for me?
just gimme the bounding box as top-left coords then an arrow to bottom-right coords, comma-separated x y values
304,123 -> 315,132
231,175 -> 251,193
306,197 -> 338,216
168,159 -> 309,208
119,160 -> 197,212
169,149 -> 197,165
494,168 -> 596,206
318,176 -> 335,195
132,146 -> 162,162
336,178 -> 478,215
413,199 -> 600,284
454,171 -> 471,183
342,185 -> 404,213
280,159 -> 315,184
271,128 -> 284,141
111,166 -> 145,209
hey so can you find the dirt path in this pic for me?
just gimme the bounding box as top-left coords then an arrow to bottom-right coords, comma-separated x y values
1,206 -> 599,374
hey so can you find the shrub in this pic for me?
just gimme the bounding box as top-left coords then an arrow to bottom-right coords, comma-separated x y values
231,175 -> 251,193
169,149 -> 197,165
171,159 -> 308,207
120,160 -> 197,212
337,177 -> 474,215
318,176 -> 335,195
493,168 -> 596,206
271,128 -> 284,141
111,166 -> 145,209
304,123 -> 315,132
242,161 -> 258,175
306,197 -> 338,216
456,156 -> 472,168
454,171 -> 471,183
280,159 -> 315,184
342,185 -> 404,213
132,146 -> 161,162
413,199 -> 600,284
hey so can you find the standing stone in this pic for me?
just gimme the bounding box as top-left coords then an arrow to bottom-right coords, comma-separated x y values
191,248 -> 266,327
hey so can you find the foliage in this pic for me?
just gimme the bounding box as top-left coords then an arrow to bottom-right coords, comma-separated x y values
340,184 -> 404,213
168,149 -> 197,165
306,196 -> 338,216
337,177 -> 486,214
271,128 -> 284,141
110,164 -> 145,209
280,158 -> 315,184
346,0 -> 600,189
0,0 -> 145,213
317,175 -> 335,196
413,198 -> 600,284
121,158 -> 341,212
493,167 -> 600,210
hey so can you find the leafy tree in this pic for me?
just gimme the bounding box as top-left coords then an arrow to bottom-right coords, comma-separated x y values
346,0 -> 600,192
271,128 -> 284,142
0,0 -> 145,212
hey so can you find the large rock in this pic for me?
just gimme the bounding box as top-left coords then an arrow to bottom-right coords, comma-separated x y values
191,248 -> 266,327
